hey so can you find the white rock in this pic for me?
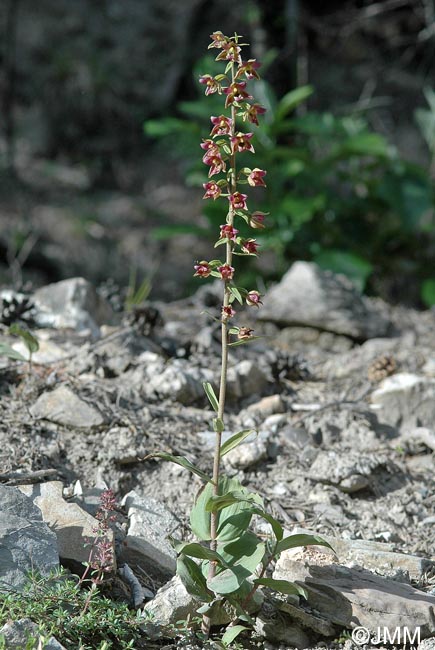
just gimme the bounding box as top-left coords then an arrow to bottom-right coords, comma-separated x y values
30,384 -> 106,429
371,373 -> 435,429
0,619 -> 66,649
258,261 -> 390,339
120,491 -> 178,578
227,360 -> 269,400
33,277 -> 117,335
19,481 -> 114,567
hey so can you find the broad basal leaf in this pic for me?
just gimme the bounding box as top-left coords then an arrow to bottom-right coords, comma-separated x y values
254,577 -> 307,598
177,555 -> 213,602
221,625 -> 248,647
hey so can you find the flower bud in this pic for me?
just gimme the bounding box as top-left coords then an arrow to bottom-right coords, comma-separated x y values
246,290 -> 262,307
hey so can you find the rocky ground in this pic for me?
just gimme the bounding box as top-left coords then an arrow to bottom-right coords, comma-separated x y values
1,263 -> 435,649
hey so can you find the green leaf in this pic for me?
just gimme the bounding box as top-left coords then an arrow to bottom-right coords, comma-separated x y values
228,336 -> 262,347
9,325 -> 39,354
275,533 -> 335,555
221,625 -> 248,647
220,429 -> 256,457
146,452 -> 211,483
174,542 -> 225,564
421,279 -> 435,307
377,168 -> 433,231
228,286 -> 244,305
177,555 -> 213,602
144,117 -> 190,138
205,491 -> 250,512
275,86 -> 314,121
203,382 -> 219,412
220,533 -> 265,574
281,194 -> 325,228
191,482 -> 213,540
336,132 -> 388,157
0,343 -> 27,362
216,480 -> 260,541
314,249 -> 373,292
191,478 -> 257,542
207,565 -> 250,595
254,577 -> 307,598
151,224 -> 208,240
217,511 -> 253,542
251,508 -> 284,541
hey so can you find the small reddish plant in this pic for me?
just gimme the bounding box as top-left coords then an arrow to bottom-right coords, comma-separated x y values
151,32 -> 332,646
79,488 -> 117,613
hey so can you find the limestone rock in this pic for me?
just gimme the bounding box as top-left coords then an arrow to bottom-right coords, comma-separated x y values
120,491 -> 178,579
33,277 -> 116,335
143,574 -> 261,629
0,619 -> 66,649
142,575 -> 198,628
258,261 -> 390,339
199,429 -> 272,469
143,358 -> 212,405
227,360 -> 269,400
282,527 -> 434,582
19,481 -> 114,567
254,612 -> 310,649
223,429 -> 270,469
0,486 -> 58,591
371,373 -> 435,429
307,449 -> 399,493
30,384 -> 106,429
274,540 -> 435,637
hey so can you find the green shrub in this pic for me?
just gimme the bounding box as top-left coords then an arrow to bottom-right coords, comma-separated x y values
0,569 -> 145,650
145,55 -> 435,303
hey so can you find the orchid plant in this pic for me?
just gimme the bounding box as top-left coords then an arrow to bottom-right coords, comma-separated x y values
150,32 -> 332,646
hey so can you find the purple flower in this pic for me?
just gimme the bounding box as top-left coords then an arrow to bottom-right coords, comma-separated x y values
222,305 -> 236,320
199,75 -> 219,96
203,182 -> 222,200
245,103 -> 267,126
246,290 -> 262,307
241,238 -> 259,254
247,168 -> 266,187
237,59 -> 262,80
205,154 -> 226,177
218,264 -> 235,280
220,224 -> 239,240
210,115 -> 233,137
208,31 -> 227,49
229,192 -> 248,210
216,41 -> 242,64
249,211 -> 267,229
194,261 -> 212,277
231,132 -> 255,154
223,82 -> 252,107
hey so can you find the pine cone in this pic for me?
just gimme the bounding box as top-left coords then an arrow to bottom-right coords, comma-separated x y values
267,349 -> 311,382
368,354 -> 397,382
0,294 -> 35,326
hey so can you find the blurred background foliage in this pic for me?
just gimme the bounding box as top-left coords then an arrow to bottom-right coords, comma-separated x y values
1,0 -> 435,305
145,57 -> 435,302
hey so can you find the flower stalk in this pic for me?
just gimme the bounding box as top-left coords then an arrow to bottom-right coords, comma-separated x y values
194,31 -> 267,637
